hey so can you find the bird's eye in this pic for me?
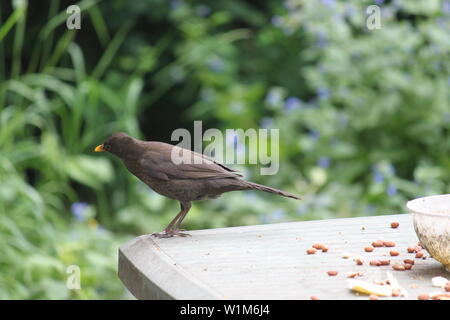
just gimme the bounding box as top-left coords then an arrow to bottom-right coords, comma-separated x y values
104,144 -> 111,151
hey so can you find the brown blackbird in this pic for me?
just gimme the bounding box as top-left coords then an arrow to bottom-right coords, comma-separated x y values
95,132 -> 300,238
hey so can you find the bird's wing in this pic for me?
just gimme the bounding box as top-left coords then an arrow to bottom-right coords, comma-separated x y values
139,147 -> 243,181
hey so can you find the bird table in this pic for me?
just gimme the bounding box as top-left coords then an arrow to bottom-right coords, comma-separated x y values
118,214 -> 449,300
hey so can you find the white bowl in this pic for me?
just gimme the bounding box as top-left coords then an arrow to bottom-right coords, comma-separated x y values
406,194 -> 450,272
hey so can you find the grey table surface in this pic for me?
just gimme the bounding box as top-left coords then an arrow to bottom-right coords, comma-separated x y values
118,214 -> 449,300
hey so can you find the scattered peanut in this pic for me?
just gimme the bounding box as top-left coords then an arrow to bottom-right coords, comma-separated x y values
404,264 -> 413,270
392,264 -> 405,271
379,260 -> 390,266
407,247 -> 415,253
372,240 -> 384,247
389,250 -> 400,256
322,246 -> 329,252
415,252 -> 424,259
312,243 -> 325,250
392,288 -> 400,297
390,222 -> 399,228
306,248 -> 317,255
431,293 -> 450,300
310,296 -> 320,300
418,293 -> 430,300
355,258 -> 364,265
383,241 -> 396,247
347,272 -> 363,278
327,270 -> 338,276
364,246 -> 374,252
404,259 -> 414,265
370,260 -> 381,266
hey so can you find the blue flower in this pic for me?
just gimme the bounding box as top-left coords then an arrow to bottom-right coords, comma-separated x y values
71,202 -> 89,222
345,5 -> 355,18
387,184 -> 397,197
196,4 -> 211,17
317,87 -> 330,100
315,32 -> 328,48
170,0 -> 183,9
261,117 -> 274,129
308,129 -> 320,140
317,157 -> 330,168
283,1 -> 295,11
207,57 -> 224,73
321,0 -> 335,7
271,15 -> 283,27
372,170 -> 384,184
437,18 -> 446,28
284,97 -> 302,111
266,88 -> 283,106
386,163 -> 396,175
443,0 -> 450,14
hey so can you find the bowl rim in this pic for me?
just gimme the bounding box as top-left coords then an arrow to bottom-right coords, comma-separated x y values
406,194 -> 450,218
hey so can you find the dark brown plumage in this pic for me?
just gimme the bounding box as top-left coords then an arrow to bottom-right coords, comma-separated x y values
95,132 -> 300,238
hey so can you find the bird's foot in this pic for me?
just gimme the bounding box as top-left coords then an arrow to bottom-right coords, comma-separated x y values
151,229 -> 191,238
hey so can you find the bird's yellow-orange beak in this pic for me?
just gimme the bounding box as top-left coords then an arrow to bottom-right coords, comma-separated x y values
94,144 -> 105,152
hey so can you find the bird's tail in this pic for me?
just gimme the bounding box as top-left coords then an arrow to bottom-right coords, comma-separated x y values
245,181 -> 301,200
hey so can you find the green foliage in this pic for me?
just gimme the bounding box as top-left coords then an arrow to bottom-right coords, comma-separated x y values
0,0 -> 449,299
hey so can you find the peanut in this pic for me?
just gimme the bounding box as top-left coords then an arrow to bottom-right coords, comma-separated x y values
364,246 -> 374,252
389,250 -> 400,256
390,222 -> 399,228
327,270 -> 338,276
383,241 -> 396,247
418,293 -> 430,300
372,240 -> 384,247
392,264 -> 405,271
379,260 -> 390,266
370,260 -> 381,266
306,248 -> 317,255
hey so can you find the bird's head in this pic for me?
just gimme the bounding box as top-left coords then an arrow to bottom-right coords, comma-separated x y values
94,132 -> 138,158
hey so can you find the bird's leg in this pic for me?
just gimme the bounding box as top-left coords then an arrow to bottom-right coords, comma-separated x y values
152,201 -> 192,238
172,201 -> 192,234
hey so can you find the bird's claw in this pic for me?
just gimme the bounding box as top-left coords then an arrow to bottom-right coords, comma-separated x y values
151,229 -> 191,238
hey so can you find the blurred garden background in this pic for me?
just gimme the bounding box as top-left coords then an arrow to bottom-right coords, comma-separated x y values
1,0 -> 449,299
